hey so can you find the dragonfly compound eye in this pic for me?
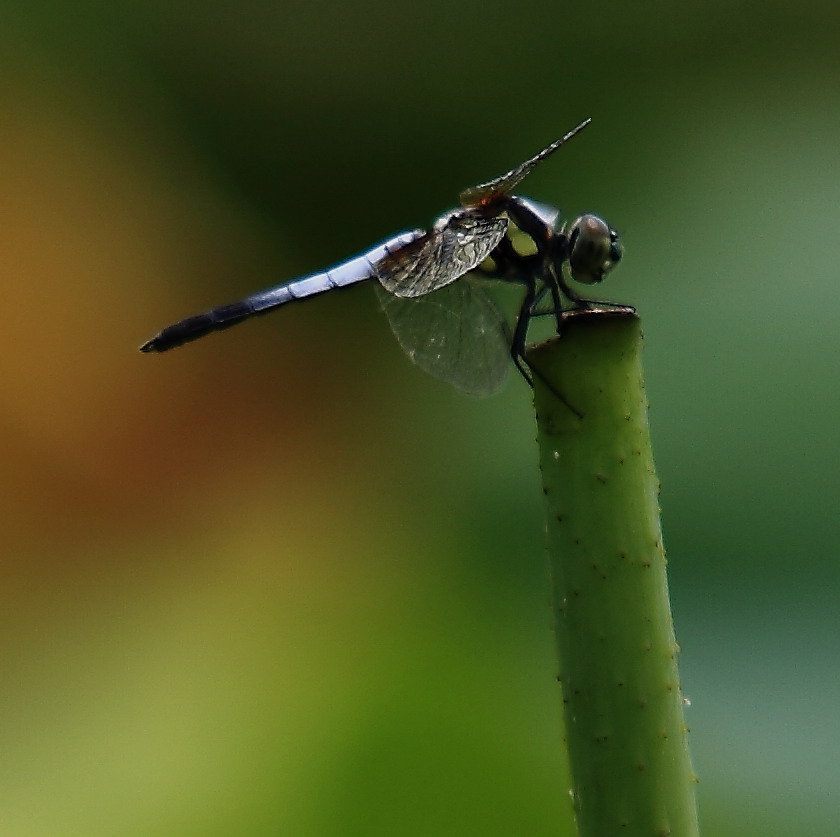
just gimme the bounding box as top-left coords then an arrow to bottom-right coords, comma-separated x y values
565,214 -> 623,285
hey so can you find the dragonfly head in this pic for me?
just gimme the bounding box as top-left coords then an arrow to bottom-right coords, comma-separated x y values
563,214 -> 623,285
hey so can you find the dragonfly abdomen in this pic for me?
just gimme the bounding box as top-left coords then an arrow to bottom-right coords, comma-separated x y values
140,231 -> 421,354
139,299 -> 267,352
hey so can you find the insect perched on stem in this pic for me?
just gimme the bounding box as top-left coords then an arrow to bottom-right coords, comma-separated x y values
141,118 -> 628,401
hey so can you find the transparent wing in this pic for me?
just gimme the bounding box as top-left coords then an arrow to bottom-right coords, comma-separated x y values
376,276 -> 511,396
458,118 -> 591,208
375,212 -> 508,299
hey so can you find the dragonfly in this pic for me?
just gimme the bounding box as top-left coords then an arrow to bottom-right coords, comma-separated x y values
140,118 -> 626,397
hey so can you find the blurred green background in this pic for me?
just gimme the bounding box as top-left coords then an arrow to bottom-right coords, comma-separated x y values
2,1 -> 838,834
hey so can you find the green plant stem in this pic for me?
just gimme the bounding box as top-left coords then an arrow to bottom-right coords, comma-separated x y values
527,311 -> 699,837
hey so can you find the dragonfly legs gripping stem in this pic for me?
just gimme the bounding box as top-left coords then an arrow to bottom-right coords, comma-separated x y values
510,274 -> 584,419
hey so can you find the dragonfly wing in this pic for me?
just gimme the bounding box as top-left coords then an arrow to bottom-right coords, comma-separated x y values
458,118 -> 591,208
376,276 -> 510,396
375,212 -> 508,299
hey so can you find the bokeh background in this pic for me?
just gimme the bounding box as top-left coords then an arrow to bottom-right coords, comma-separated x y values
2,1 -> 838,834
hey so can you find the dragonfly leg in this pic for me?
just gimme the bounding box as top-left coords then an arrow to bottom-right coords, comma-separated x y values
528,284 -> 552,313
512,340 -> 584,419
549,278 -> 565,333
511,276 -> 583,418
510,274 -> 537,366
520,353 -> 583,419
512,351 -> 534,387
554,271 -> 630,324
